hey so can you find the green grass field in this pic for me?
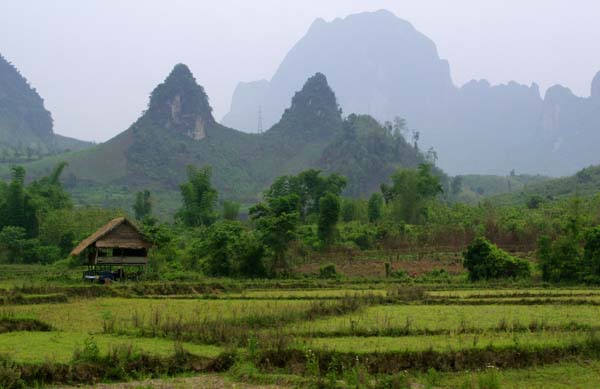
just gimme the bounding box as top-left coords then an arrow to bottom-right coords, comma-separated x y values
2,274 -> 600,387
0,331 -> 223,363
287,304 -> 600,336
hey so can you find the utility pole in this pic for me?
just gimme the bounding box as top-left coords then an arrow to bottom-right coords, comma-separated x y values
257,106 -> 263,134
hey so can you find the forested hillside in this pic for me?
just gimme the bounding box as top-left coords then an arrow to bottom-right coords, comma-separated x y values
0,54 -> 93,162
492,165 -> 600,205
20,65 -> 426,216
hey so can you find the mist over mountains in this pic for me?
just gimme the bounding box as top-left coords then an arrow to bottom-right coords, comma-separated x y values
222,10 -> 600,176
16,64 -> 425,214
2,8 -> 600,215
0,54 -> 92,159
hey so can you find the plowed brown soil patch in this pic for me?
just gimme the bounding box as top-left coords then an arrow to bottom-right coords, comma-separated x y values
295,259 -> 464,277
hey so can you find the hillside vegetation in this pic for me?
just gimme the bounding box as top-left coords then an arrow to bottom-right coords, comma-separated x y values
493,165 -> 600,205
0,54 -> 92,162
20,65 -> 425,215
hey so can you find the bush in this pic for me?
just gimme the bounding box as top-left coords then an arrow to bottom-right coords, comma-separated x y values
339,222 -> 377,250
192,221 -> 267,278
0,226 -> 62,264
584,226 -> 600,281
538,234 -> 583,282
319,263 -> 338,279
72,337 -> 100,363
463,237 -> 531,281
0,356 -> 24,389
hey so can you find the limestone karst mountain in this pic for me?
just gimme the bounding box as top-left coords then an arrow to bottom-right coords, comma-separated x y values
222,10 -> 599,176
21,65 -> 425,214
0,54 -> 92,159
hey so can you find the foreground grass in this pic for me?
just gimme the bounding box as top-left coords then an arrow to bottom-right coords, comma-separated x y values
7,298 -> 319,332
4,282 -> 600,387
289,304 -> 600,335
437,360 -> 600,388
304,330 -> 589,353
0,331 -> 223,363
428,288 -> 600,298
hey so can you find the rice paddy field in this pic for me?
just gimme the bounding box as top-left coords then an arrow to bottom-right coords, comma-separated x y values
2,267 -> 600,387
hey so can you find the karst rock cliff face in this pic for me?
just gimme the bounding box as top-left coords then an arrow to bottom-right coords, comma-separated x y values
223,10 -> 600,175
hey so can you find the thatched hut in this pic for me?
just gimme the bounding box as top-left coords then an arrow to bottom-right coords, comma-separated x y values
71,217 -> 152,281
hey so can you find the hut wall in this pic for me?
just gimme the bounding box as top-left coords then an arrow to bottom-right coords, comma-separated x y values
95,223 -> 150,250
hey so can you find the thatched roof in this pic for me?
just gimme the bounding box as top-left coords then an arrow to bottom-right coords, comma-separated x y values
70,217 -> 151,256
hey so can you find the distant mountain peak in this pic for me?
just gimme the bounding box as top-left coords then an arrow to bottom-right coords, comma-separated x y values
592,71 -> 600,99
146,63 -> 214,140
287,72 -> 338,116
0,53 -> 54,142
274,72 -> 342,141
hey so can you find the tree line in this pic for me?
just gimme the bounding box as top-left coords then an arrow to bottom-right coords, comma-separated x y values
2,160 -> 600,284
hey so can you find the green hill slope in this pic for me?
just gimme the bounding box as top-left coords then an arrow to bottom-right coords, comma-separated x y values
490,165 -> 600,205
21,64 -> 427,216
0,53 -> 93,162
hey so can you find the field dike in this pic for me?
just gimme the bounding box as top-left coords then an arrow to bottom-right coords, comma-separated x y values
0,345 -> 235,388
0,293 -> 68,306
255,333 -> 600,375
0,317 -> 52,333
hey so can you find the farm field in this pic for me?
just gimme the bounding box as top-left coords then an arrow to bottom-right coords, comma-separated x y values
2,275 -> 600,387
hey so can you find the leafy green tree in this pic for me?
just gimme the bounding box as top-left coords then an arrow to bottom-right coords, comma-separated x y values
527,195 -> 544,209
38,207 -> 125,258
450,176 -> 463,196
340,198 -> 367,222
382,164 -> 443,224
538,235 -> 583,282
250,194 -> 300,274
538,198 -> 586,282
1,166 -> 37,236
367,193 -> 384,222
265,169 -> 346,219
192,221 -> 266,278
177,165 -> 218,227
320,114 -> 424,197
392,116 -> 408,139
222,200 -> 241,221
27,162 -> 72,213
584,226 -> 600,281
0,226 -> 27,263
199,221 -> 240,276
318,192 -> 341,246
133,190 -> 153,220
0,226 -> 60,264
463,237 -> 531,281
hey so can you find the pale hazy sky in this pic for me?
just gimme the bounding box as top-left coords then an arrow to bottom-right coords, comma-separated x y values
1,0 -> 599,142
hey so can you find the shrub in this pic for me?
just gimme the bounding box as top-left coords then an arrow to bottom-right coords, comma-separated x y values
368,193 -> 384,223
72,337 -> 100,363
319,263 -> 338,279
526,195 -> 544,209
538,234 -> 583,282
196,221 -> 267,278
463,237 -> 531,281
318,192 -> 341,246
0,356 -> 24,389
339,222 -> 377,250
0,226 -> 62,264
584,226 -> 600,281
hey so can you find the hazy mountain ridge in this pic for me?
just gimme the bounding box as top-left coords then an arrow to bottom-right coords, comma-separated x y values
20,65 -> 425,214
222,10 -> 599,176
0,54 -> 93,159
